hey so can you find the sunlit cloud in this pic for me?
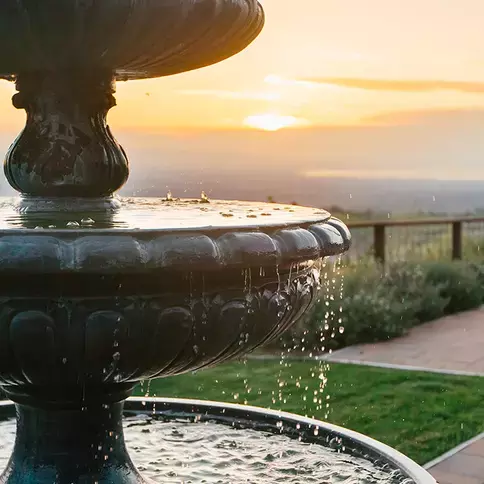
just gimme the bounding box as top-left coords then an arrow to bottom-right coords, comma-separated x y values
303,169 -> 484,182
361,107 -> 484,126
303,169 -> 423,180
177,89 -> 281,101
243,113 -> 309,131
300,78 -> 484,94
264,74 -> 320,89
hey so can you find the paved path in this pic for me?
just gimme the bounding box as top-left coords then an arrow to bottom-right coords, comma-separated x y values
425,434 -> 484,484
326,307 -> 484,484
327,308 -> 484,374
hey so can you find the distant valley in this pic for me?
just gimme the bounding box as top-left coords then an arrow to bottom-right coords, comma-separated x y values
0,115 -> 483,215
122,168 -> 484,215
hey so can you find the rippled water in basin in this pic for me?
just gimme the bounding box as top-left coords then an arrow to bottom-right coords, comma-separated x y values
0,414 -> 413,483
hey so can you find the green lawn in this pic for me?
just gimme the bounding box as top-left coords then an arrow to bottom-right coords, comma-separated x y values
134,360 -> 484,465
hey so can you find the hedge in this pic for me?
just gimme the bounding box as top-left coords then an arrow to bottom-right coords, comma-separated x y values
280,260 -> 484,353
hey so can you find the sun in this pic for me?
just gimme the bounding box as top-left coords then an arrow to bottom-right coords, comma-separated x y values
243,113 -> 305,131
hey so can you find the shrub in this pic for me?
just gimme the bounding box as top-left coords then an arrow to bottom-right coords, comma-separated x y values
422,261 -> 483,314
322,286 -> 417,349
278,260 -> 484,352
381,262 -> 448,322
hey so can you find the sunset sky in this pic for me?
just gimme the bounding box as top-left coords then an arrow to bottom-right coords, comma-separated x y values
0,0 -> 483,188
0,0 -> 483,131
112,0 -> 484,130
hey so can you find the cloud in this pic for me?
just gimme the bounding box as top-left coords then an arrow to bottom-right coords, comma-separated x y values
301,78 -> 484,94
364,107 -> 484,125
177,89 -> 280,101
303,169 -> 423,180
264,75 -> 318,89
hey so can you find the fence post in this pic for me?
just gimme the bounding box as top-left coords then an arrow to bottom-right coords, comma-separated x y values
452,221 -> 462,260
374,225 -> 385,264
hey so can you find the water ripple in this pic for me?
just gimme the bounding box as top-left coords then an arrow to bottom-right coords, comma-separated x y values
0,415 -> 414,483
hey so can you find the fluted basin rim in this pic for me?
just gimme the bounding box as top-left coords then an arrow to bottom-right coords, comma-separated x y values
0,198 -> 351,274
0,0 -> 264,80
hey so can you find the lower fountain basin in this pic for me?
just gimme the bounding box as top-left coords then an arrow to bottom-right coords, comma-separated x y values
0,397 -> 435,483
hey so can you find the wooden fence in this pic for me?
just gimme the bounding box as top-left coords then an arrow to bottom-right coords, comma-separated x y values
346,216 -> 484,264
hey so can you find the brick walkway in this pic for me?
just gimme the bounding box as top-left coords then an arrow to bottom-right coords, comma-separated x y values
326,307 -> 484,483
426,435 -> 484,484
327,308 -> 484,374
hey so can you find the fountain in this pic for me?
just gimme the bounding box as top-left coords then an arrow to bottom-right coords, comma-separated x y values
0,1 -> 436,483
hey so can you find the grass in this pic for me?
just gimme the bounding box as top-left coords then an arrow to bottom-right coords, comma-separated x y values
134,360 -> 484,465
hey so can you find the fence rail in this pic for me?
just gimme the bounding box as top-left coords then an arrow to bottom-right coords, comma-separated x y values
345,216 -> 484,264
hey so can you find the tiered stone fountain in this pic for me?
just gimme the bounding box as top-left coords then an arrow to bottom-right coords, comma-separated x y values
0,1 -> 435,483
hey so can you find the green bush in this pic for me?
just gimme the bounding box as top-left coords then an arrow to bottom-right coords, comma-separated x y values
280,260 -> 484,352
423,261 -> 483,314
381,262 -> 449,322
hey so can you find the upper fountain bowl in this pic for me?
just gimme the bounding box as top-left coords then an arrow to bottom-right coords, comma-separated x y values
0,0 -> 264,80
0,197 -> 350,408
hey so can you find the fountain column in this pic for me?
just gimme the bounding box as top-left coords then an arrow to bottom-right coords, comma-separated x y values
2,401 -> 146,484
5,71 -> 128,199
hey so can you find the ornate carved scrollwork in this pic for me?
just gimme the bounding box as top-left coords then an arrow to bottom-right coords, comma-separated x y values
0,268 -> 319,406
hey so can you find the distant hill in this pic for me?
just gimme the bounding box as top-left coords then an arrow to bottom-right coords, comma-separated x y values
121,168 -> 484,215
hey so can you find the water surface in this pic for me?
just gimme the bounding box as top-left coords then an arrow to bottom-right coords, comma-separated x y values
0,415 -> 414,483
0,197 -> 330,232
